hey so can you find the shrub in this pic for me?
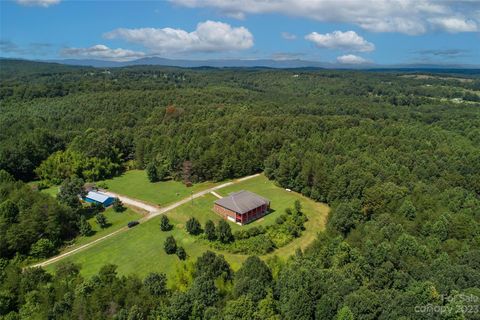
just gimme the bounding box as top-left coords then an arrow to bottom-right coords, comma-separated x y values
164,236 -> 177,254
146,162 -> 158,182
97,182 -> 108,189
90,202 -> 105,214
112,198 -> 125,212
30,238 -> 55,258
36,181 -> 49,190
144,273 -> 167,296
294,200 -> 302,214
217,220 -> 233,243
176,247 -> 187,260
79,216 -> 93,236
247,227 -> 263,237
215,234 -> 274,255
160,215 -> 173,231
186,217 -> 202,235
95,213 -> 108,228
234,229 -> 249,240
204,220 -> 216,241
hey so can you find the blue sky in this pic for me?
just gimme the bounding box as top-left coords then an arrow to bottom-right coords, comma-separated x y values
1,0 -> 479,65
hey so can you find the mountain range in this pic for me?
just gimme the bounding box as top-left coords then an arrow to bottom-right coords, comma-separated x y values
41,57 -> 479,70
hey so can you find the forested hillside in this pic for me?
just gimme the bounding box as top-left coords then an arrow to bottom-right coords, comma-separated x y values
0,60 -> 479,319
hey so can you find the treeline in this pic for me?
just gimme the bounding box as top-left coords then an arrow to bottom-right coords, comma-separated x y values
1,242 -> 479,319
1,61 -> 479,184
0,171 -> 113,262
0,171 -> 78,260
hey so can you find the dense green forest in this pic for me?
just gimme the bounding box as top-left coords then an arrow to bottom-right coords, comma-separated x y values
1,59 -> 480,319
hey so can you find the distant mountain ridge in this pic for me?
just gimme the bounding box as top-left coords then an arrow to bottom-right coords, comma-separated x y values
0,57 -> 479,75
38,57 -> 480,70
44,57 -> 331,69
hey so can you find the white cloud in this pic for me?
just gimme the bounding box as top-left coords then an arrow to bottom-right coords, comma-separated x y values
305,31 -> 374,52
16,0 -> 60,7
104,20 -> 253,54
61,44 -> 145,61
281,32 -> 297,40
336,54 -> 369,64
170,0 -> 480,35
429,17 -> 478,32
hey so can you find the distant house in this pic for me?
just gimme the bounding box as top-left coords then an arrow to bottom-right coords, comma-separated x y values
84,190 -> 114,207
213,190 -> 270,225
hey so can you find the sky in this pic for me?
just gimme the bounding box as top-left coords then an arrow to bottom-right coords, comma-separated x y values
0,0 -> 479,66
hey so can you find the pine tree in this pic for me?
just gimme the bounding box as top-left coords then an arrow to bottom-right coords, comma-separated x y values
79,215 -> 92,236
186,217 -> 202,235
160,215 -> 172,231
95,213 -> 108,228
176,246 -> 187,260
217,220 -> 233,243
146,162 -> 158,182
164,236 -> 177,254
204,220 -> 216,241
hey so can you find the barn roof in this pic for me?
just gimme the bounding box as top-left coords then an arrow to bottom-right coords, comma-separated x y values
215,190 -> 269,215
85,191 -> 111,204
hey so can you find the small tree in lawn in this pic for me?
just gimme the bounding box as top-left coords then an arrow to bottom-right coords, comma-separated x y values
112,198 -> 125,212
217,220 -> 233,243
160,215 -> 172,231
91,202 -> 105,214
79,215 -> 93,236
205,220 -> 216,241
164,236 -> 177,254
96,213 -> 108,228
176,247 -> 187,260
186,217 -> 202,235
146,162 -> 158,182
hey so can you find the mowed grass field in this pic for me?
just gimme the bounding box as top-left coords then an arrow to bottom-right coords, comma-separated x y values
97,170 -> 220,206
46,175 -> 329,282
36,170 -> 221,205
71,207 -> 144,249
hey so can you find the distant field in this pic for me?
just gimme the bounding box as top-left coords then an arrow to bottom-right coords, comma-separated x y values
46,175 -> 329,281
97,170 -> 220,206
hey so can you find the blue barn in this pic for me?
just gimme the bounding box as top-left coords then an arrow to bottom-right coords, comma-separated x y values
84,190 -> 115,207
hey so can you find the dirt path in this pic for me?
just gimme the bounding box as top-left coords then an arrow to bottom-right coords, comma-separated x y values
29,173 -> 260,268
210,191 -> 222,199
101,191 -> 159,213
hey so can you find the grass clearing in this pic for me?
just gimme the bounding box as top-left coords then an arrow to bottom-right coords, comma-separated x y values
72,207 -> 144,248
46,175 -> 329,281
97,170 -> 220,206
41,185 -> 60,198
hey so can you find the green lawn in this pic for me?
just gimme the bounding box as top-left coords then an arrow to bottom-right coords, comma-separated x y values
46,175 -> 329,282
27,181 -> 60,198
41,185 -> 60,198
71,207 -> 143,248
97,170 -> 220,206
